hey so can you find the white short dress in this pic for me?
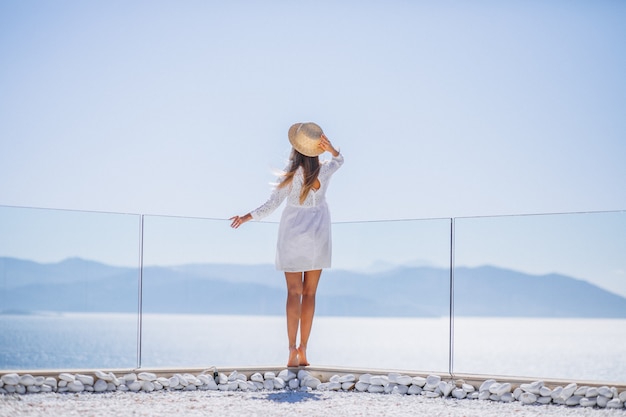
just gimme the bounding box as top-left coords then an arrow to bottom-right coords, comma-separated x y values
251,154 -> 344,272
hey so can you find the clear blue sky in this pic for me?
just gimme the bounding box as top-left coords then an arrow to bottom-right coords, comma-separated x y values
1,1 -> 625,294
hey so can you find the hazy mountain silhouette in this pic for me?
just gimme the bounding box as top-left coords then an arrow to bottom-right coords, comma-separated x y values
1,257 -> 625,318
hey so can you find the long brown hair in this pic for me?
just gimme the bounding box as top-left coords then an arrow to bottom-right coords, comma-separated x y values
277,149 -> 320,204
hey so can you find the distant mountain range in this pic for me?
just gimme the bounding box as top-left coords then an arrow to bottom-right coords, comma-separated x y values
1,257 -> 625,318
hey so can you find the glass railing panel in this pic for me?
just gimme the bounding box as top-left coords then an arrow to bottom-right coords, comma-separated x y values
317,219 -> 452,372
140,216 -> 284,367
453,211 -> 626,382
0,206 -> 141,370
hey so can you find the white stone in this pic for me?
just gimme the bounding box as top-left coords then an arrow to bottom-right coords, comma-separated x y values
368,384 -> 384,393
94,379 -> 108,392
142,381 -> 155,392
488,382 -> 501,394
408,385 -> 422,395
560,383 -> 577,400
384,383 -> 396,394
462,383 -> 475,393
478,390 -> 491,400
138,372 -> 157,382
354,381 -> 369,392
34,376 -> 45,386
519,392 -> 537,405
111,374 -> 121,386
264,371 -> 276,380
85,385 -> 94,392
439,381 -> 454,397
328,381 -> 342,391
154,381 -> 163,390
123,373 -> 138,383
76,374 -> 94,386
606,399 -> 623,409
585,387 -> 598,397
359,374 -> 372,383
278,369 -> 296,382
68,381 -> 85,392
95,370 -> 111,381
395,375 -> 412,386
107,382 -> 117,391
263,379 -> 274,390
495,383 -> 511,396
176,374 -> 189,386
539,386 -> 552,397
424,391 -> 441,398
467,392 -> 480,400
19,374 -> 36,386
489,394 -> 500,401
250,373 -> 264,383
197,375 -> 212,385
4,385 -> 16,393
237,380 -> 249,391
273,377 -> 285,390
598,386 -> 613,398
536,396 -> 552,404
425,375 -> 441,390
479,379 -> 496,393
44,377 -> 57,388
396,385 -> 410,395
342,382 -> 355,390
597,395 -> 609,408
184,384 -> 197,391
452,388 -> 466,399
117,384 -> 129,392
169,376 -> 179,388
206,379 -> 219,390
185,374 -> 201,386
411,376 -> 426,387
289,378 -> 300,390
520,381 -> 543,395
40,385 -> 53,393
500,393 -> 515,403
619,391 -> 626,402
550,386 -> 563,399
339,374 -> 356,383
128,381 -> 142,392
26,385 -> 40,393
59,373 -> 75,383
329,375 -> 341,383
252,381 -> 264,390
580,398 -> 597,407
16,385 -> 26,394
297,370 -> 311,381
58,380 -> 67,388
574,386 -> 589,396
565,395 -> 583,406
369,376 -> 387,386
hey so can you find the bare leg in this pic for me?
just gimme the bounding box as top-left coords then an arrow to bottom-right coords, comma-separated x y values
298,269 -> 322,366
285,272 -> 303,367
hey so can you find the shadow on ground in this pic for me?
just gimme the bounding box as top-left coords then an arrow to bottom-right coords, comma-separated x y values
258,391 -> 324,404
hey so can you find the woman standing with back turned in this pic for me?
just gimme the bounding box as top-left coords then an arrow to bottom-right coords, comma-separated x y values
230,122 -> 343,367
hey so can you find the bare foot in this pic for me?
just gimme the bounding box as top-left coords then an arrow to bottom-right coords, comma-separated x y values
298,345 -> 310,366
287,346 -> 299,367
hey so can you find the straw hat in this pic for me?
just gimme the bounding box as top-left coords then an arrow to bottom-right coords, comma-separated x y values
288,122 -> 324,157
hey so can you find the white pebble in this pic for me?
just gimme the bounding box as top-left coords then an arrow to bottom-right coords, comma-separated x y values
263,379 -> 274,390
359,374 -> 372,384
68,381 -> 85,392
58,373 -> 75,383
273,377 -> 285,390
19,374 -> 36,386
560,383 -> 577,400
519,392 -> 537,405
2,373 -> 19,385
355,381 -> 369,392
264,371 -> 276,380
339,374 -> 356,383
289,378 -> 300,390
278,369 -> 296,382
452,388 -> 466,399
462,383 -> 475,393
94,380 -> 108,392
536,396 -> 552,404
138,372 -> 157,382
565,395 -> 583,406
500,393 -> 515,403
76,374 -> 94,386
411,376 -> 426,387
619,391 -> 626,402
479,379 -> 496,393
580,398 -> 597,407
425,375 -> 441,390
250,373 -> 264,383
368,384 -> 384,393
408,385 -> 422,395
606,399 -> 623,409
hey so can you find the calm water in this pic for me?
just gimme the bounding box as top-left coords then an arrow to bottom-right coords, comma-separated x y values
1,313 -> 624,383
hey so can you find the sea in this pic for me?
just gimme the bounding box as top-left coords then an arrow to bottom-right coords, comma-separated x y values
1,313 -> 624,384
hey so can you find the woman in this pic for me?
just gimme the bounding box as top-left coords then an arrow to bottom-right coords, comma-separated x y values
230,122 -> 343,367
